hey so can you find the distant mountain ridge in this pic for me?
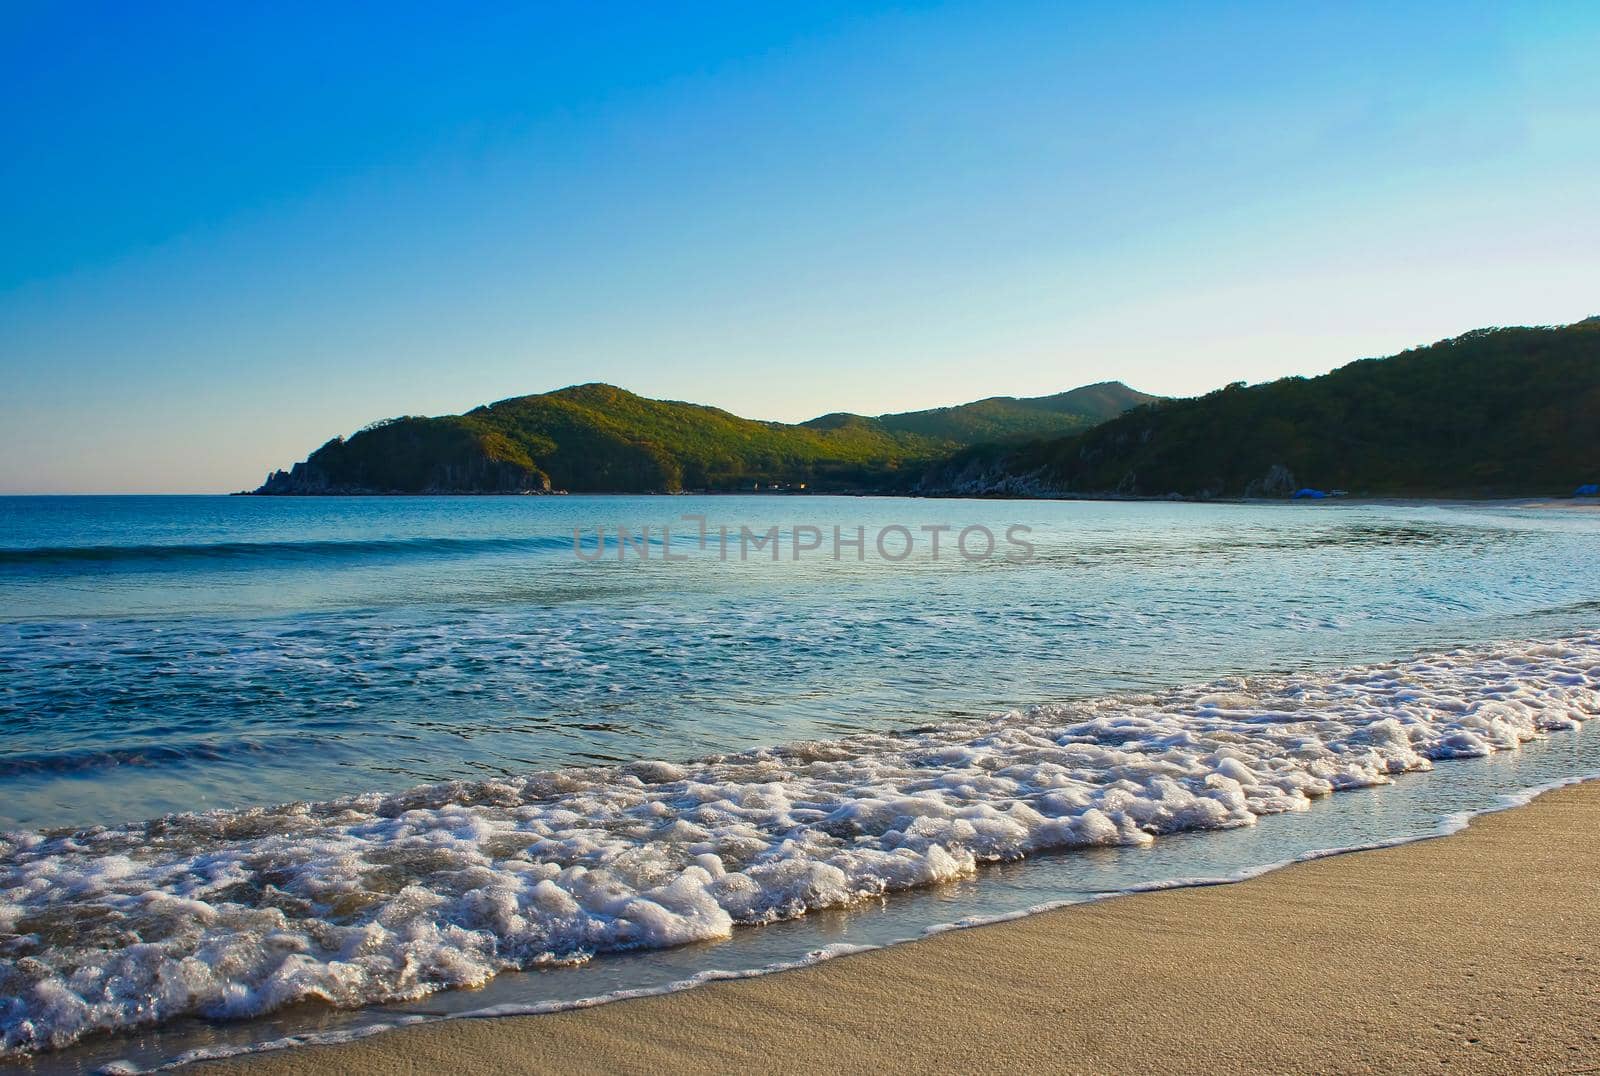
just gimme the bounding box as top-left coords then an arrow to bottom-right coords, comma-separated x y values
250,380 -> 1155,495
919,319 -> 1600,499
806,382 -> 1160,443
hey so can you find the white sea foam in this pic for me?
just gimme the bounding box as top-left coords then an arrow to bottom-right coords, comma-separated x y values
102,774 -> 1600,1074
3,633 -> 1598,1058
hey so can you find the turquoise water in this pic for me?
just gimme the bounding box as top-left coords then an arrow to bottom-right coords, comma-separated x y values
3,494 -> 1599,1069
2,495 -> 1595,830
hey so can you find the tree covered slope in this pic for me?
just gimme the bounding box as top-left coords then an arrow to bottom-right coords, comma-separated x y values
920,320 -> 1600,499
251,380 -> 1153,494
805,381 -> 1158,443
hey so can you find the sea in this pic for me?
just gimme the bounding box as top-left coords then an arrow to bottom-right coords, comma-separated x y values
2,494 -> 1597,1071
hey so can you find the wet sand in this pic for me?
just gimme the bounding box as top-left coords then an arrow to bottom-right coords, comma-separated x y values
194,781 -> 1600,1074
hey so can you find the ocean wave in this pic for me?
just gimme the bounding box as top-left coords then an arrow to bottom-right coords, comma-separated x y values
0,736 -> 335,779
2,633 -> 1598,1057
137,772 -> 1600,1074
0,534 -> 578,568
0,519 -> 1504,571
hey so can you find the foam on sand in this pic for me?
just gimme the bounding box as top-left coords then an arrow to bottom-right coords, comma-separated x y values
3,634 -> 1598,1058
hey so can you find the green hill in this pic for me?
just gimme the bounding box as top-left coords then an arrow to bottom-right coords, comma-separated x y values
920,320 -> 1600,499
805,381 -> 1157,443
250,380 -> 1153,494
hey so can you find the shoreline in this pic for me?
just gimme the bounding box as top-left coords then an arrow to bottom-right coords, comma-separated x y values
14,490 -> 1597,506
189,779 -> 1600,1074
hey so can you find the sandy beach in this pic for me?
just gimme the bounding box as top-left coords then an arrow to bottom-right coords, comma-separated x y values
190,780 -> 1600,1075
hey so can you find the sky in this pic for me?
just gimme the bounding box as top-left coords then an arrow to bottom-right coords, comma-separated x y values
3,2 -> 1598,493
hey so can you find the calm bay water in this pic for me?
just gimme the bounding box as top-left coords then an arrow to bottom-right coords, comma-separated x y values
1,494 -> 1596,831
3,494 -> 1599,1070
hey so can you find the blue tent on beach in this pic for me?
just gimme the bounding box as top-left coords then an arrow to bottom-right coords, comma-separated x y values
1292,488 -> 1329,499
1577,484 -> 1599,497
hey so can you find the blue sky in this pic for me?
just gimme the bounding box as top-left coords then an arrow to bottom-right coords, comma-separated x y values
3,2 -> 1597,493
